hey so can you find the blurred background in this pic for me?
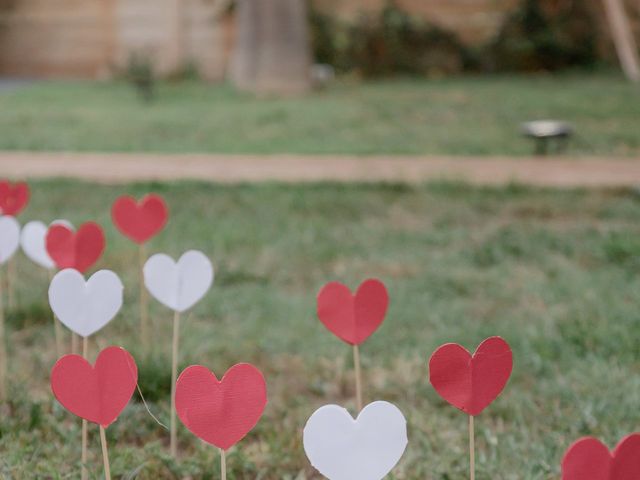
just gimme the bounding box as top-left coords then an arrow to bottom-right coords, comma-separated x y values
2,2 -> 640,478
0,0 -> 637,159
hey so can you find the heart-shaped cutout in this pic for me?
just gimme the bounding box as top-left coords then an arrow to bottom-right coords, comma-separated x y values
21,220 -> 73,270
0,215 -> 20,264
48,269 -> 123,337
562,434 -> 640,480
21,221 -> 53,269
303,401 -> 408,480
429,336 -> 513,416
316,279 -> 389,345
46,222 -> 105,273
51,346 -> 138,427
175,363 -> 267,450
144,250 -> 213,312
0,180 -> 29,216
111,194 -> 168,244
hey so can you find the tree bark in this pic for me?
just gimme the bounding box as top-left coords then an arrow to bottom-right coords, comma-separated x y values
229,0 -> 261,91
602,0 -> 640,82
230,0 -> 311,95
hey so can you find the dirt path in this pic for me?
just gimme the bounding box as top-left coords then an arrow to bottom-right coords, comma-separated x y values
1,151 -> 639,187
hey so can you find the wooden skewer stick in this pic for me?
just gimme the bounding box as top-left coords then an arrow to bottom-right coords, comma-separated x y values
81,336 -> 89,480
469,415 -> 475,480
0,265 -> 6,401
353,344 -> 363,411
7,256 -> 15,311
100,425 -> 112,480
170,310 -> 181,458
138,244 -> 149,354
72,333 -> 79,355
48,269 -> 64,357
220,448 -> 227,480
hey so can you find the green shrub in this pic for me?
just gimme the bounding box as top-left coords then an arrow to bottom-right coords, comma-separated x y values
488,0 -> 599,72
310,0 -> 600,76
310,1 -> 472,77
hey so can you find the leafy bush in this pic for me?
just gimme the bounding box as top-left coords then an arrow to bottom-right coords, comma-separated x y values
310,1 -> 473,77
310,0 -> 600,77
488,0 -> 599,71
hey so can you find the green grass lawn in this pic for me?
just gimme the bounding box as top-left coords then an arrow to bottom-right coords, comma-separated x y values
0,74 -> 638,156
1,180 -> 640,478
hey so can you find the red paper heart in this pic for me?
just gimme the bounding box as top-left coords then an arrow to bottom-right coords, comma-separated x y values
46,222 -> 105,273
429,336 -> 513,416
316,278 -> 389,345
562,434 -> 640,480
175,363 -> 267,450
50,346 -> 138,427
0,180 -> 29,216
111,194 -> 168,244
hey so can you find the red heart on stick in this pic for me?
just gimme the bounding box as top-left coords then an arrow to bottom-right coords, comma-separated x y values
46,222 -> 105,273
316,279 -> 389,345
50,346 -> 138,427
0,180 -> 29,216
429,336 -> 513,416
175,363 -> 267,450
111,194 -> 168,244
562,434 -> 640,480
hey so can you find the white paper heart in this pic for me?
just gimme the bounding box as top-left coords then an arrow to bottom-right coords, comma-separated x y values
143,250 -> 213,313
303,401 -> 408,480
21,219 -> 73,269
0,215 -> 20,264
48,268 -> 123,337
21,221 -> 53,269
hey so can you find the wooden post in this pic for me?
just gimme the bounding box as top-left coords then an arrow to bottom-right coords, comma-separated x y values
170,310 -> 181,458
49,269 -> 64,357
138,244 -> 149,354
100,0 -> 118,76
469,415 -> 475,480
81,337 -> 89,480
603,0 -> 640,82
7,256 -> 15,310
100,426 -> 112,480
168,0 -> 185,74
220,448 -> 226,480
353,345 -> 362,412
0,266 -> 6,401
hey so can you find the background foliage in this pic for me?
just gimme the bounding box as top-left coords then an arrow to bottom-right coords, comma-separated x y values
310,0 -> 604,77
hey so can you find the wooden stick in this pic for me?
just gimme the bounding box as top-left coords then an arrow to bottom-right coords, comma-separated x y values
170,310 -> 181,458
469,415 -> 475,480
48,269 -> 64,357
81,336 -> 89,480
603,0 -> 640,82
7,256 -> 15,311
0,265 -> 6,401
138,244 -> 149,354
220,448 -> 226,480
353,344 -> 362,411
72,333 -> 79,355
100,425 -> 112,480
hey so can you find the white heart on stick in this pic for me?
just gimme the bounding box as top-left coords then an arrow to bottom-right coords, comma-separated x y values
303,401 -> 408,480
143,250 -> 214,312
48,268 -> 123,337
0,215 -> 20,264
21,219 -> 73,269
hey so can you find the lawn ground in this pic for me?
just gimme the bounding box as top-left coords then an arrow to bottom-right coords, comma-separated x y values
1,180 -> 640,479
0,74 -> 638,156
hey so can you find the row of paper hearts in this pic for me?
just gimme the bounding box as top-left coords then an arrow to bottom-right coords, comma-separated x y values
52,344 -> 640,480
0,193 -> 168,270
48,250 -> 213,337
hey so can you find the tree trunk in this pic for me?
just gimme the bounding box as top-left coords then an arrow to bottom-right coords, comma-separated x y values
230,0 -> 311,95
229,0 -> 260,91
602,0 -> 640,82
